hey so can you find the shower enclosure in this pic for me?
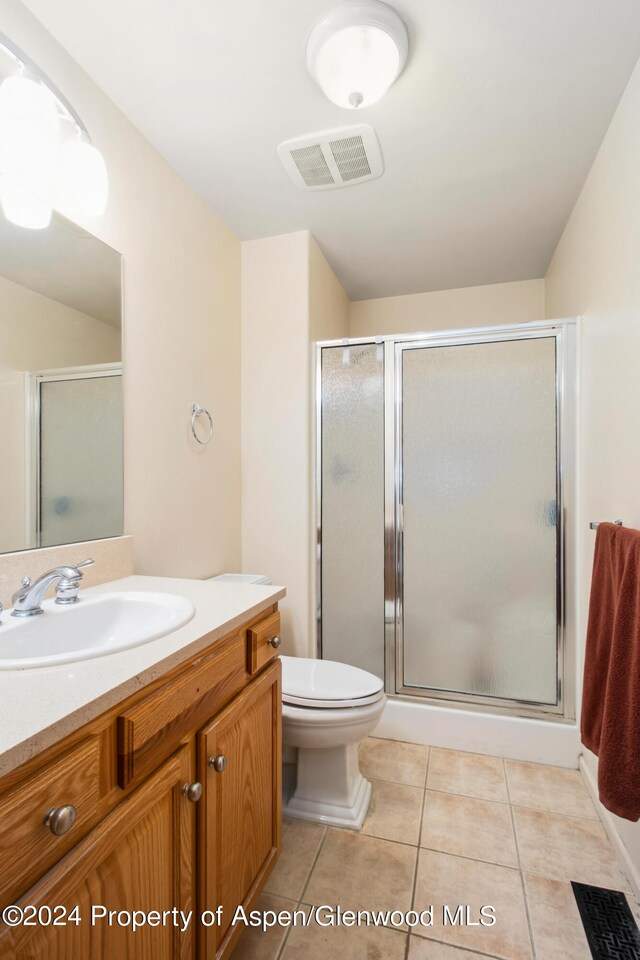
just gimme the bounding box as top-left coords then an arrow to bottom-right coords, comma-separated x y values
316,321 -> 576,719
28,363 -> 123,548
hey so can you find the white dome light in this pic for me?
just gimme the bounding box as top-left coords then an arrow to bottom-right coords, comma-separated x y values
0,74 -> 59,225
0,37 -> 109,230
307,0 -> 408,110
56,136 -> 109,219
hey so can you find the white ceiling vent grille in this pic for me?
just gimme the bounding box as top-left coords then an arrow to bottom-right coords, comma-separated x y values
290,144 -> 334,188
330,135 -> 372,181
278,125 -> 383,191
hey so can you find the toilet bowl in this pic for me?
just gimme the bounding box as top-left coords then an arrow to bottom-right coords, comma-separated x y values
281,656 -> 386,829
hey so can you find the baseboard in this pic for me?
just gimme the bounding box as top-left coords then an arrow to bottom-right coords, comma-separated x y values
579,754 -> 640,900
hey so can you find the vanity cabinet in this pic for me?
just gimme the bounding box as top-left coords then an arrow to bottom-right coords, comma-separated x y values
0,746 -> 195,959
0,604 -> 282,960
198,661 -> 281,958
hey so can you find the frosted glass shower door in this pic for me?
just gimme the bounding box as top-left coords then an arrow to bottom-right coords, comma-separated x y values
399,335 -> 559,706
38,371 -> 123,547
319,344 -> 384,677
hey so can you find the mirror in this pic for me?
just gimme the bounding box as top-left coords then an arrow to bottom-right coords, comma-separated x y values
0,211 -> 123,554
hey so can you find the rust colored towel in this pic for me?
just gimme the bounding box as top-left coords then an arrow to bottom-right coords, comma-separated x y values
582,522 -> 640,821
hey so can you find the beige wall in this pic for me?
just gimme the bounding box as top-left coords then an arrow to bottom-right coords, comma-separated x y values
0,0 -> 241,580
546,58 -> 640,877
310,237 -> 351,342
0,274 -> 121,554
349,278 -> 545,338
241,232 -> 349,657
241,232 -> 311,656
0,371 -> 26,552
0,274 -> 120,371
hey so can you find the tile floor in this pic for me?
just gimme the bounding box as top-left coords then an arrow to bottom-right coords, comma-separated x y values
233,738 -> 638,960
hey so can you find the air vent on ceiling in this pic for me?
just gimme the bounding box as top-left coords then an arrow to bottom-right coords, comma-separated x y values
278,124 -> 383,191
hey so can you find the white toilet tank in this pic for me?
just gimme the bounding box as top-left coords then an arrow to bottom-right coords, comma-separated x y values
208,573 -> 271,585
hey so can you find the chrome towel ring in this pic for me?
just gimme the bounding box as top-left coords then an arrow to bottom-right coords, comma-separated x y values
191,404 -> 213,445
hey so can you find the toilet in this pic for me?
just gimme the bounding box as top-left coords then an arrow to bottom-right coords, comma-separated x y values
281,656 -> 386,830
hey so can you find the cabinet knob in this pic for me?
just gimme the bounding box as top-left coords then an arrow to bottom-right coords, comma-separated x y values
267,635 -> 282,649
208,754 -> 228,773
43,804 -> 77,836
182,782 -> 203,803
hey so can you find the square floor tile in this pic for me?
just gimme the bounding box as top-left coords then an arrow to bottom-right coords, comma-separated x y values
421,791 -> 517,867
413,849 -> 532,959
264,818 -> 326,900
232,894 -> 300,960
304,828 -> 417,914
282,909 -> 407,959
362,778 -> 424,845
360,737 -> 429,786
427,749 -> 508,803
513,807 -> 630,890
409,937 -> 498,958
505,761 -> 597,819
523,874 -> 591,960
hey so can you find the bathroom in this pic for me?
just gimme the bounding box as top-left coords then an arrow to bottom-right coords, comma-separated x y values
0,0 -> 639,957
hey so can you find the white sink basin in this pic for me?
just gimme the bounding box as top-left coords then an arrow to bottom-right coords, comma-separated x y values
0,592 -> 195,669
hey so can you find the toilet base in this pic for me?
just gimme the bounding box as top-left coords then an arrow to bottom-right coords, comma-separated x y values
283,741 -> 372,830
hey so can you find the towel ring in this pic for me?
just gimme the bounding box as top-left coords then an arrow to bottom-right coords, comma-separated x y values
191,404 -> 213,445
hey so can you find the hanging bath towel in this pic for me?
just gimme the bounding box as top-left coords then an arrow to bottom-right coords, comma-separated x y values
582,522 -> 640,821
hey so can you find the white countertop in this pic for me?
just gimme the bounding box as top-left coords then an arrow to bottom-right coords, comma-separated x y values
0,575 -> 286,778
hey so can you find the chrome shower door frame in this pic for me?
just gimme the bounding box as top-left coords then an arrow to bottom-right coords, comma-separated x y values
315,319 -> 576,722
391,323 -> 575,719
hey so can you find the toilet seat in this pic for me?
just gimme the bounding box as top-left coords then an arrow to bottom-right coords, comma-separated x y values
283,690 -> 384,708
281,656 -> 384,709
281,656 -> 386,829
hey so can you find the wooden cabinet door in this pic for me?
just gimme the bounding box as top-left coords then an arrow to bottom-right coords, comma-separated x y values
197,660 -> 282,959
0,745 -> 195,960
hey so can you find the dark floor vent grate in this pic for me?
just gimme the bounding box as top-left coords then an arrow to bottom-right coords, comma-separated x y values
572,881 -> 640,959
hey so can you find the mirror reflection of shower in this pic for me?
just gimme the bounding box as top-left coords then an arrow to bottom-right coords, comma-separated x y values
28,364 -> 123,548
0,208 -> 123,554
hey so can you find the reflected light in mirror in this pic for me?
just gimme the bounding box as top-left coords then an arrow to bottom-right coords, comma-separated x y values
0,174 -> 51,229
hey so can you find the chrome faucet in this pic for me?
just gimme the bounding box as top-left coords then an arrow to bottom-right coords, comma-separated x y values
11,559 -> 95,618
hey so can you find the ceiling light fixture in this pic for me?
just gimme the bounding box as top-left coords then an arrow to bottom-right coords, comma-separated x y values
0,32 -> 108,229
306,0 -> 408,110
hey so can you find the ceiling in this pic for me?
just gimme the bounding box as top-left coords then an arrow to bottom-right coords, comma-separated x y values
0,212 -> 121,327
21,0 -> 640,300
